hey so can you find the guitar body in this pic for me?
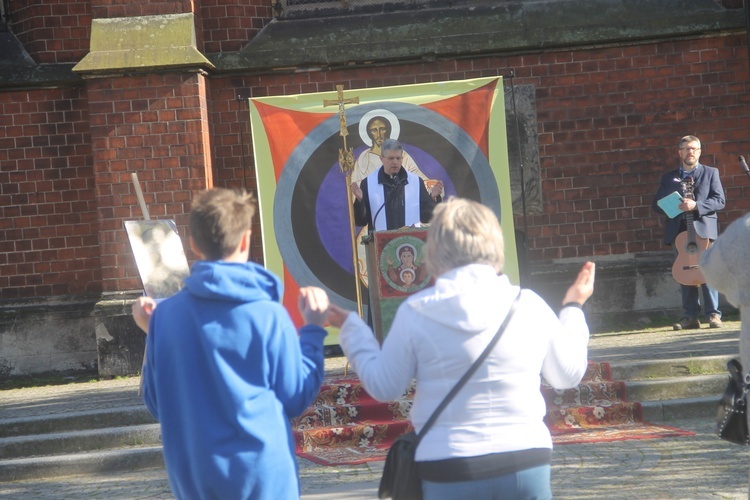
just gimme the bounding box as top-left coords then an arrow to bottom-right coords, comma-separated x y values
671,177 -> 709,286
672,230 -> 709,286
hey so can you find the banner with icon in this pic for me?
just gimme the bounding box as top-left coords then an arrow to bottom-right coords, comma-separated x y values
248,77 -> 517,333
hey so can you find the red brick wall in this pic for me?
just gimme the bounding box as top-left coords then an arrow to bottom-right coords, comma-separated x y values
200,0 -> 272,54
0,86 -> 99,299
208,34 -> 750,263
525,37 -> 750,260
2,2 -> 749,300
8,0 -> 92,64
85,73 -> 213,292
89,0 -> 193,19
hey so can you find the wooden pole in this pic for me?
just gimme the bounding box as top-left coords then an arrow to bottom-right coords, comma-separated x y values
323,86 -> 364,319
131,173 -> 150,220
344,168 -> 363,319
131,172 -> 150,396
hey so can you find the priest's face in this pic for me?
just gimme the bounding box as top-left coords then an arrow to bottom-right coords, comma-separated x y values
381,149 -> 403,176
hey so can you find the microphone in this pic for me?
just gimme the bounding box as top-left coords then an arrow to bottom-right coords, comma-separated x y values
371,201 -> 387,232
740,156 -> 750,179
370,176 -> 404,231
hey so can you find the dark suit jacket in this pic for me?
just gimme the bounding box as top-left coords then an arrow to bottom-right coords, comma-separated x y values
652,163 -> 725,245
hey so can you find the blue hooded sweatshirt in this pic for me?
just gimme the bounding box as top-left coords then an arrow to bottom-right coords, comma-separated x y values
141,260 -> 326,499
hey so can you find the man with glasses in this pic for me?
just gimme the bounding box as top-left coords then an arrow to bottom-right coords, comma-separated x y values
352,138 -> 443,231
653,135 -> 726,330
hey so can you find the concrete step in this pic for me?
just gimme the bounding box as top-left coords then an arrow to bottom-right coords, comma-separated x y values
0,406 -> 155,438
615,357 -> 729,425
0,354 -> 734,481
0,423 -> 161,460
624,372 -> 729,403
0,403 -> 162,482
609,355 -> 734,381
0,446 -> 164,482
641,396 -> 721,423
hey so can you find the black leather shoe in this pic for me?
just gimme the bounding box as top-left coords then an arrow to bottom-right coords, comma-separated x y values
673,317 -> 701,331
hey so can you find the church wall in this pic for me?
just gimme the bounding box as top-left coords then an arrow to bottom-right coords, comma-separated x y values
7,0 -> 91,64
208,33 -> 750,264
85,72 -> 213,293
0,85 -> 99,300
199,0 -> 272,54
0,0 -> 748,376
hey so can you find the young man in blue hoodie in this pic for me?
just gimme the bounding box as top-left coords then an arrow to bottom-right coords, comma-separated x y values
131,188 -> 329,499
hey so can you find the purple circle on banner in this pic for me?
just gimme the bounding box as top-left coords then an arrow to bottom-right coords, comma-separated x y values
315,144 -> 454,274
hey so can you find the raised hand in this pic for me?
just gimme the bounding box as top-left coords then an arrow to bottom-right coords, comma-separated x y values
132,296 -> 157,334
298,286 -> 330,327
562,261 -> 595,306
430,180 -> 444,199
327,303 -> 352,329
350,181 -> 363,201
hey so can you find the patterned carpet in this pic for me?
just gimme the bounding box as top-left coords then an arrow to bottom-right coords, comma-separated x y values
293,361 -> 695,466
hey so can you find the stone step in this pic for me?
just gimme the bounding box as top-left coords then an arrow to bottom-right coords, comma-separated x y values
0,446 -> 164,483
641,395 -> 722,423
0,354 -> 733,481
609,355 -> 734,381
0,406 -> 155,438
0,423 -> 161,460
624,373 -> 728,403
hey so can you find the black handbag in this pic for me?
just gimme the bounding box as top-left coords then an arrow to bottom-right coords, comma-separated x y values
378,291 -> 522,500
378,431 -> 422,500
716,358 -> 749,445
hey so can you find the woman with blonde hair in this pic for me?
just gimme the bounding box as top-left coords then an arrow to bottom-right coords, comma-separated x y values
328,197 -> 595,499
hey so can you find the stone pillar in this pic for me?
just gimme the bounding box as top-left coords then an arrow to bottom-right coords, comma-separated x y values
73,11 -> 214,375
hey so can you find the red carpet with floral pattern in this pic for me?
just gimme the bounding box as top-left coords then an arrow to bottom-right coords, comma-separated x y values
293,361 -> 695,466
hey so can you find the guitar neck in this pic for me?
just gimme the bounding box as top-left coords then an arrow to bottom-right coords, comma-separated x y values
685,211 -> 698,243
683,190 -> 697,243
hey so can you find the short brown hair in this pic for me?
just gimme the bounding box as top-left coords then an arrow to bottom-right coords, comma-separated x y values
679,135 -> 701,148
189,188 -> 256,260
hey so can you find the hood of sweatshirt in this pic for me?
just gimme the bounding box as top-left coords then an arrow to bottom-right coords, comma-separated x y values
405,263 -> 515,333
183,260 -> 282,304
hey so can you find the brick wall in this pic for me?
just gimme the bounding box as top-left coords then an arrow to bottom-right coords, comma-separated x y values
85,72 -> 213,292
1,1 -> 749,299
0,86 -> 99,299
89,0 -> 192,19
209,33 -> 750,264
0,0 -> 748,375
200,0 -> 272,54
8,0 -> 91,64
525,37 -> 750,260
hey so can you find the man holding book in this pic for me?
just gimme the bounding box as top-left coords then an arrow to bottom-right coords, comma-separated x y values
652,135 -> 725,330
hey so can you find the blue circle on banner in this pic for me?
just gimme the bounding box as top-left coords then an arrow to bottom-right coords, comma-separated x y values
274,101 -> 499,307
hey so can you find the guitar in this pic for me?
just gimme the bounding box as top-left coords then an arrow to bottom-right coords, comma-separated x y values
672,177 -> 709,286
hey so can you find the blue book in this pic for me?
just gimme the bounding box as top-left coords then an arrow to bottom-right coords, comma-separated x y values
657,191 -> 684,219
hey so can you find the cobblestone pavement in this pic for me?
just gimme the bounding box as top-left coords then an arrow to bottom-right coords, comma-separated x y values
0,320 -> 746,499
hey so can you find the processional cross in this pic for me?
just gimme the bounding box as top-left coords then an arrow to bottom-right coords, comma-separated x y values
323,85 -> 364,318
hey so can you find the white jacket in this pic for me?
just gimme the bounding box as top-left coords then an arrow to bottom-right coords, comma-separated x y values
700,214 -> 750,393
339,263 -> 590,461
